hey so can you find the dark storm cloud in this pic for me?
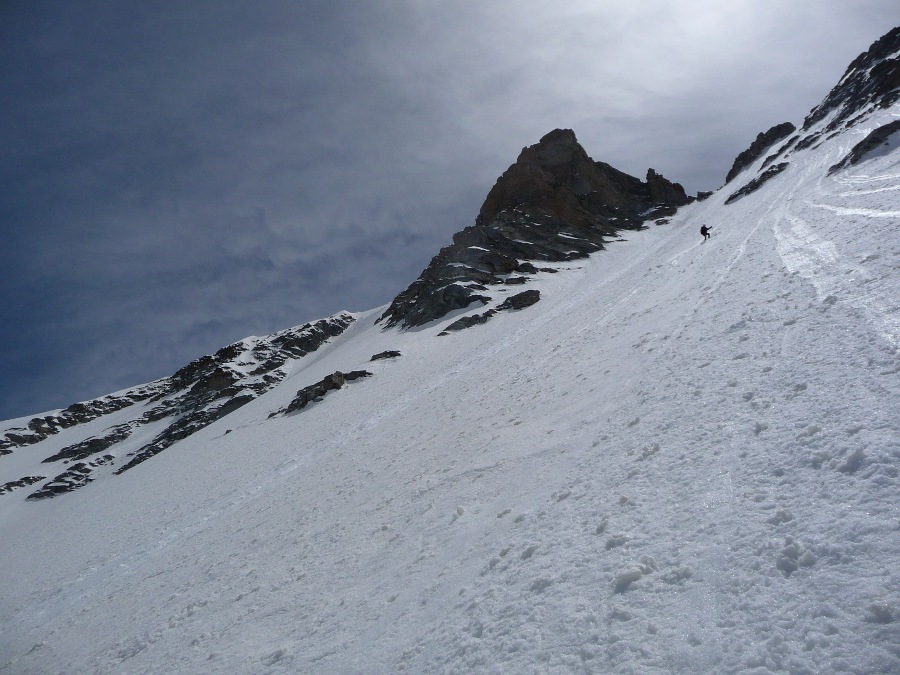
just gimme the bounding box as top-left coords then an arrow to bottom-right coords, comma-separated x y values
1,0 -> 898,419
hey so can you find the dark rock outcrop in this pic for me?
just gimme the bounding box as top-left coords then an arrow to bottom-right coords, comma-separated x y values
725,163 -> 790,204
829,119 -> 900,174
379,129 -> 689,329
441,312 -> 496,334
725,123 -> 796,183
2,313 -> 356,497
439,289 -> 542,335
43,424 -> 134,463
370,351 -> 402,361
270,370 -> 372,416
114,394 -> 256,474
0,383 -> 168,454
646,169 -> 689,206
0,475 -> 45,496
802,27 -> 900,133
497,289 -> 541,311
28,455 -> 115,500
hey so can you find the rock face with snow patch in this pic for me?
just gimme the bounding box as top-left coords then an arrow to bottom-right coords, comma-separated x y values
272,370 -> 372,416
0,313 -> 355,497
829,119 -> 900,173
725,162 -> 790,204
721,28 -> 900,201
725,122 -> 796,183
802,27 -> 900,134
378,129 -> 689,329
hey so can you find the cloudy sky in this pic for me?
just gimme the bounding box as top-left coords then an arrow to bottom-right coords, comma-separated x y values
1,1 -> 898,421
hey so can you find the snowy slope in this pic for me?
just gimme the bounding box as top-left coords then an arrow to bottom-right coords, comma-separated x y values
1,115 -> 899,674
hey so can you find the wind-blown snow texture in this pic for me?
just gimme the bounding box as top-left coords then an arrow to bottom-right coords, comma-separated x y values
2,102 -> 900,675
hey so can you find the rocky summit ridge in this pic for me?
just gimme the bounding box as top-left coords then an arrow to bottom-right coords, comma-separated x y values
724,26 -> 900,204
378,129 -> 691,329
803,26 -> 900,133
1,314 -> 355,498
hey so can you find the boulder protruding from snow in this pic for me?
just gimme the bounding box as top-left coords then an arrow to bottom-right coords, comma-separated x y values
497,289 -> 541,311
370,351 -> 402,361
272,370 -> 372,416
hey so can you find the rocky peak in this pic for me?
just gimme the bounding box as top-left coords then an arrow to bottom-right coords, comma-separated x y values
803,26 -> 900,132
378,129 -> 690,329
476,128 -> 601,228
646,168 -> 689,204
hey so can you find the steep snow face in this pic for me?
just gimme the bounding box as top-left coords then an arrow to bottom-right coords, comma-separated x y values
1,110 -> 899,672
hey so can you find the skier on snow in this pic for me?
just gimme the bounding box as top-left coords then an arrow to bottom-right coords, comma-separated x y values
700,225 -> 711,240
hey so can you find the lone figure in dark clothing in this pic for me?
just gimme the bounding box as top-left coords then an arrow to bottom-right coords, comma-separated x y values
700,225 -> 711,240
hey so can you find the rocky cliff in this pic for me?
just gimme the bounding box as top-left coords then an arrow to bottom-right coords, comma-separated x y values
803,27 -> 900,134
725,122 -> 796,183
725,27 -> 900,205
378,129 -> 689,329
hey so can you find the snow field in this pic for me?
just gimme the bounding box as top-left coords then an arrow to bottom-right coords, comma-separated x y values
0,110 -> 898,673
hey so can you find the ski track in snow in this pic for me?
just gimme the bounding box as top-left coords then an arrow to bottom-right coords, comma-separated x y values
1,112 -> 899,674
774,144 -> 900,348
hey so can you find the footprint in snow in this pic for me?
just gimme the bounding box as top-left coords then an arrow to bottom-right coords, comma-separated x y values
638,443 -> 660,461
767,509 -> 794,526
786,382 -> 808,399
521,544 -> 539,560
605,534 -> 628,550
775,537 -> 816,576
613,557 -> 657,593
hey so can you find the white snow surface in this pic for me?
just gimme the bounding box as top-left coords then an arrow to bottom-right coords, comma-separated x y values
1,110 -> 899,674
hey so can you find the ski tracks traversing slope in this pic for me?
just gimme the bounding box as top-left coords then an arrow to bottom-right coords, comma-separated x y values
647,141 -> 900,672
397,141 -> 900,673
281,164 -> 899,674
376,204 -> 801,671
773,142 -> 900,348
